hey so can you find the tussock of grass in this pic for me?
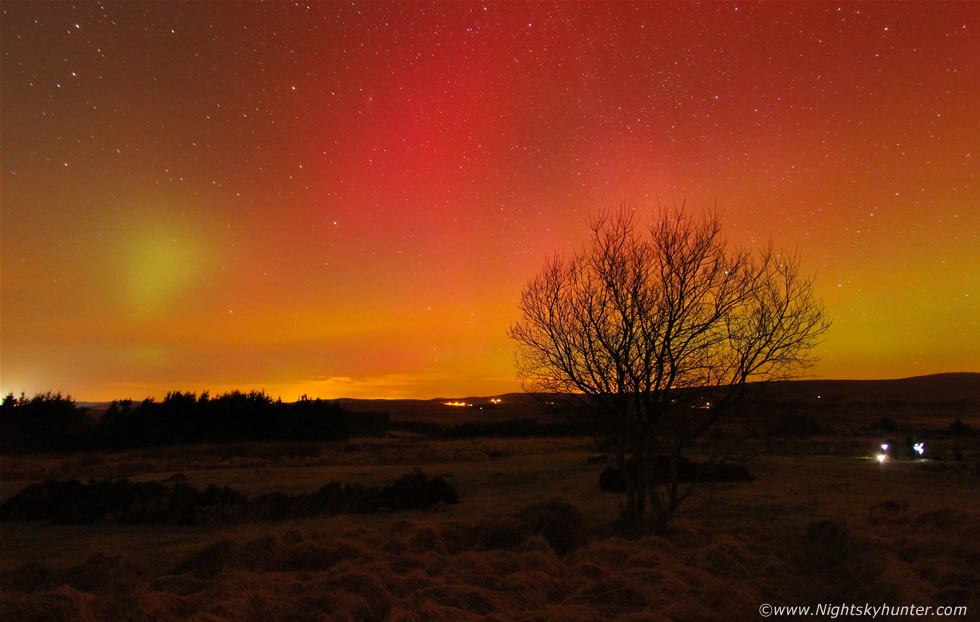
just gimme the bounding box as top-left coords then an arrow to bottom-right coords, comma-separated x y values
663,517 -> 710,549
385,596 -> 482,622
4,505 -> 979,621
700,534 -> 754,577
0,584 -> 92,622
497,569 -> 565,607
568,574 -> 649,614
316,565 -> 396,620
60,552 -> 149,595
514,498 -> 588,555
413,583 -> 502,616
147,573 -> 210,596
407,525 -> 447,555
786,506 -> 980,612
0,552 -> 147,596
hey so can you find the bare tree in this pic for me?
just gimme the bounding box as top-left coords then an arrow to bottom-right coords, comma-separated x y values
509,204 -> 830,534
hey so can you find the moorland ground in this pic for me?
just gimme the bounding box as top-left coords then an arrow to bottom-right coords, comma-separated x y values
2,376 -> 978,621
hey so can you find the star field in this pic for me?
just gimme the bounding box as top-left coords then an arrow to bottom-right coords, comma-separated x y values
1,2 -> 977,400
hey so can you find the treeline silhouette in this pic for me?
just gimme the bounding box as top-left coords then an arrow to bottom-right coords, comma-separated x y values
0,391 -> 386,453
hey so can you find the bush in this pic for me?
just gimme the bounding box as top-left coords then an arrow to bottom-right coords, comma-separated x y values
0,470 -> 459,525
0,479 -> 200,524
599,457 -> 752,492
381,468 -> 459,510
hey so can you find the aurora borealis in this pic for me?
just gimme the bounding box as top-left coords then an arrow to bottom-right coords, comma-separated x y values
2,2 -> 977,401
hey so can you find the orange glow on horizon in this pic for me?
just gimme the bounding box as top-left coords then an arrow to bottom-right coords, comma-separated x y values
1,3 -> 977,401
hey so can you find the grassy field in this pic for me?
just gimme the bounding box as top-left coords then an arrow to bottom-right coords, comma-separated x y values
1,429 -> 978,621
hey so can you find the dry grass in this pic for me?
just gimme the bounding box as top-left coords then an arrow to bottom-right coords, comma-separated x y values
3,503 -> 977,621
2,434 -> 979,620
0,437 -> 593,501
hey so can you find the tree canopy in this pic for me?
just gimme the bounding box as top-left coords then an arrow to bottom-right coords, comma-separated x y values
509,204 -> 830,533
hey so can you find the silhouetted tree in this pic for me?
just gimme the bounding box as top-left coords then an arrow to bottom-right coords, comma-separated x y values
5,387 -> 354,452
509,204 -> 830,534
99,399 -> 136,449
0,392 -> 93,452
93,390 -> 351,448
288,395 -> 350,441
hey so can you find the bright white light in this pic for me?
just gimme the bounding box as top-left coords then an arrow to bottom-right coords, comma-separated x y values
881,443 -> 889,451
914,442 -> 925,455
876,454 -> 888,463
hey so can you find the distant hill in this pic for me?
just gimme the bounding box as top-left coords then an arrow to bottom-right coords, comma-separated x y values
736,373 -> 980,428
337,373 -> 979,425
71,373 -> 977,427
337,393 -> 546,423
760,373 -> 980,403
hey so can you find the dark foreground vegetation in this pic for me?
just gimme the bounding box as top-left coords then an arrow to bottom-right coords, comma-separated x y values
1,392 -> 588,454
598,456 -> 754,493
0,500 -> 975,621
1,375 -> 977,619
0,391 -> 386,453
0,469 -> 458,526
1,413 -> 978,620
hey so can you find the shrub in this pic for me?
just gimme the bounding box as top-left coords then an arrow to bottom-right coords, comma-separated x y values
599,457 -> 752,492
381,468 -> 459,510
0,470 -> 459,525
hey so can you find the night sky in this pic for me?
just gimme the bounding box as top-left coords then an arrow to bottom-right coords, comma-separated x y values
2,2 -> 977,401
